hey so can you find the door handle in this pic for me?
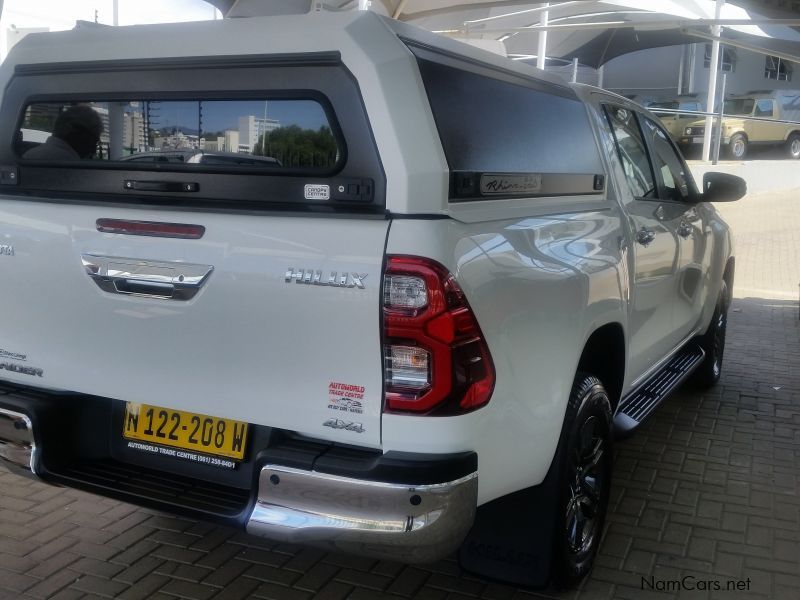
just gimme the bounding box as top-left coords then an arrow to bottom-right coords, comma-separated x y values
677,221 -> 693,238
81,254 -> 213,300
124,180 -> 199,193
635,228 -> 656,246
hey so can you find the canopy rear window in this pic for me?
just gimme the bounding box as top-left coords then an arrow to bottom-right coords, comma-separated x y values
0,55 -> 385,212
19,99 -> 340,173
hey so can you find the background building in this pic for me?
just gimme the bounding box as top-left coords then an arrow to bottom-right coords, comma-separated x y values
238,115 -> 280,153
602,42 -> 799,102
122,111 -> 145,154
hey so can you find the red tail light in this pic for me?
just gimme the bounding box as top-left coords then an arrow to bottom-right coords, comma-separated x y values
382,256 -> 495,414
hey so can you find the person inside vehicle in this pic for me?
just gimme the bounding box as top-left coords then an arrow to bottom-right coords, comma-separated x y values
23,104 -> 103,160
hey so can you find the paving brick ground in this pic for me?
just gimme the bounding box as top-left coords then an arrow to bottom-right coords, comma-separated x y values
1,189 -> 799,600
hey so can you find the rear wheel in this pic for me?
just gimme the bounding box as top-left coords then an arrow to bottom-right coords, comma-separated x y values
552,373 -> 613,588
728,133 -> 747,160
787,133 -> 800,159
692,281 -> 729,388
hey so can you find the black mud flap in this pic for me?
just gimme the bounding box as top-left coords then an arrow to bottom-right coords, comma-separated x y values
457,453 -> 560,588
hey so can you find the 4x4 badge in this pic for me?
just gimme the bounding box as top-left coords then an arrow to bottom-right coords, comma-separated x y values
323,418 -> 365,433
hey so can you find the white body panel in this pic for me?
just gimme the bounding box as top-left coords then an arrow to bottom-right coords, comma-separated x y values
383,210 -> 628,504
0,200 -> 388,448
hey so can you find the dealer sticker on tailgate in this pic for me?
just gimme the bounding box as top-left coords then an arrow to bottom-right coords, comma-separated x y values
123,403 -> 248,462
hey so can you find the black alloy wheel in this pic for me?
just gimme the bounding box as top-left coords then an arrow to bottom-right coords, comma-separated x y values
564,415 -> 606,556
692,281 -> 729,388
552,373 -> 613,588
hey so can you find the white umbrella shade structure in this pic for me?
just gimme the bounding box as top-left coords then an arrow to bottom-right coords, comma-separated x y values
205,0 -> 800,68
206,0 -> 800,161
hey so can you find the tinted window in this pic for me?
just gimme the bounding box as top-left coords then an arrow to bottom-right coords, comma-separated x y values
640,117 -> 692,202
19,99 -> 338,172
603,106 -> 655,199
723,99 -> 755,116
414,54 -> 604,199
755,99 -> 774,118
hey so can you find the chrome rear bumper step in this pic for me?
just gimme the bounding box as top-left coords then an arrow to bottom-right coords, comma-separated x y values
0,407 -> 36,476
247,464 -> 478,563
614,344 -> 705,436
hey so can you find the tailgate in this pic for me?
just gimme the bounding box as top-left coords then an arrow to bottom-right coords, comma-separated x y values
0,200 -> 389,448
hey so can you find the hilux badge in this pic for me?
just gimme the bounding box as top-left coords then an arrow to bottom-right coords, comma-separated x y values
285,268 -> 367,289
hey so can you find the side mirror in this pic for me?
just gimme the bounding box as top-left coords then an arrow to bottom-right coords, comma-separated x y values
701,172 -> 746,202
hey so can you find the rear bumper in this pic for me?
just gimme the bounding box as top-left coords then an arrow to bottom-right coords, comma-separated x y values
0,407 -> 36,477
248,464 -> 477,562
0,385 -> 478,563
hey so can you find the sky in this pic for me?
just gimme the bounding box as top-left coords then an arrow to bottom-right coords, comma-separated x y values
2,0 -> 220,30
0,0 -> 221,62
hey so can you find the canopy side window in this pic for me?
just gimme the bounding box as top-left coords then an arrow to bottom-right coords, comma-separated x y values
408,43 -> 605,201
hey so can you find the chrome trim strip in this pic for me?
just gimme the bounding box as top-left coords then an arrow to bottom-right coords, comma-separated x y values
0,407 -> 36,476
81,254 -> 213,301
247,465 -> 478,563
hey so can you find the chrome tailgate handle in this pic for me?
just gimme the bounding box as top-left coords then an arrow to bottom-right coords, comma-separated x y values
81,254 -> 213,300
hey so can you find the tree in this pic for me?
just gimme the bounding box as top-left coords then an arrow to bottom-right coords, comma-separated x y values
253,125 -> 337,167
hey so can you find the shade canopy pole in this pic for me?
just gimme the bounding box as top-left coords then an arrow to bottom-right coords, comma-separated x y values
702,0 -> 725,162
537,3 -> 549,70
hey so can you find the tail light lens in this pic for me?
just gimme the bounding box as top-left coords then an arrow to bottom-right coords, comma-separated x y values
382,256 -> 495,414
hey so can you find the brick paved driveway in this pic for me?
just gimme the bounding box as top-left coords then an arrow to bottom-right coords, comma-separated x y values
1,191 -> 799,600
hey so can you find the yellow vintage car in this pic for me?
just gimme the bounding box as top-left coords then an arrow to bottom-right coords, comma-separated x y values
647,97 -> 705,141
677,90 -> 800,159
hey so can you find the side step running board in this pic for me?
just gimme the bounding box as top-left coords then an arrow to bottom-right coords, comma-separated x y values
614,345 -> 705,436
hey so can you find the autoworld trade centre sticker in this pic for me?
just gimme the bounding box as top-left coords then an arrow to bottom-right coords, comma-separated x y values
328,381 -> 365,414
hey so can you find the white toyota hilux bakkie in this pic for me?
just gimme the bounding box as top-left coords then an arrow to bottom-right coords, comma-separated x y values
0,11 -> 743,588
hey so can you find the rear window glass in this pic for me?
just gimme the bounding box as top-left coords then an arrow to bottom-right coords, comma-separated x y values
413,54 -> 604,200
18,99 -> 340,173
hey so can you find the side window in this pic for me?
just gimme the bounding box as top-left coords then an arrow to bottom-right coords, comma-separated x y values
603,105 -> 656,199
640,117 -> 692,202
755,99 -> 774,117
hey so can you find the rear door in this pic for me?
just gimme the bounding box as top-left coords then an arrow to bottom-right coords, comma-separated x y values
0,57 -> 389,448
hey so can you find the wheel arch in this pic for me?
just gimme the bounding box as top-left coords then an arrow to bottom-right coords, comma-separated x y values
576,323 -> 626,412
722,256 -> 735,308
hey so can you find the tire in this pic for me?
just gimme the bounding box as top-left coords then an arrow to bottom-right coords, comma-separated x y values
727,133 -> 747,160
787,133 -> 800,159
692,281 -> 729,388
551,373 -> 613,588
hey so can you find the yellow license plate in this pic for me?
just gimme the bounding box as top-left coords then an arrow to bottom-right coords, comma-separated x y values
123,403 -> 248,460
